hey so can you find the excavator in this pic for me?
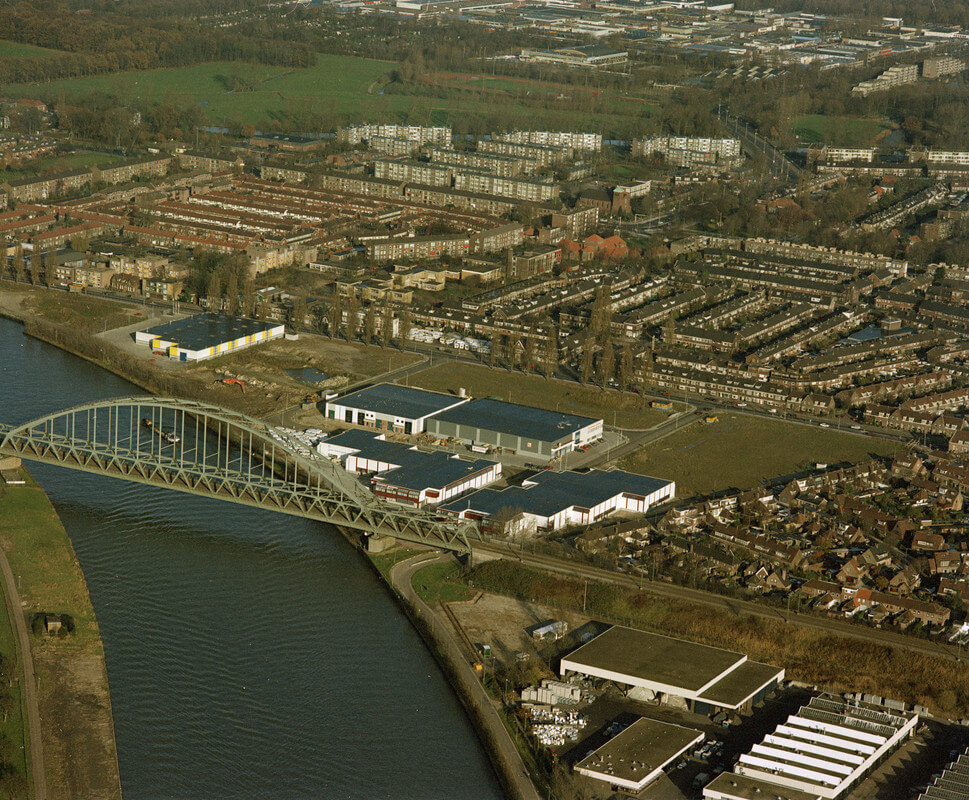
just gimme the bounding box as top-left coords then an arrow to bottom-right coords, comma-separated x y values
216,378 -> 246,393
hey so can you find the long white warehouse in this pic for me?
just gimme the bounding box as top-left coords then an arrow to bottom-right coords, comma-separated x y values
707,694 -> 918,800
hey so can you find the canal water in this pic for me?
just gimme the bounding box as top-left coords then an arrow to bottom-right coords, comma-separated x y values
0,317 -> 503,799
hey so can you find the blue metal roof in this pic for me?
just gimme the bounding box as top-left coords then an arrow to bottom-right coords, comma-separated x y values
325,430 -> 495,492
441,469 -> 671,518
430,398 -> 598,444
142,313 -> 279,351
331,383 -> 468,421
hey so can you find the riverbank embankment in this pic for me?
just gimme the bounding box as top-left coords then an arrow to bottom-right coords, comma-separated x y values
360,540 -> 542,800
0,467 -> 122,799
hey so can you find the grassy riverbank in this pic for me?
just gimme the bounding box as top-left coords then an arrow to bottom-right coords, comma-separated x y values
0,518 -> 30,799
0,472 -> 121,799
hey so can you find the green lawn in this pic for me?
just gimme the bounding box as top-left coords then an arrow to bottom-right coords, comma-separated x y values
0,484 -> 101,653
412,561 -> 475,604
0,150 -> 125,183
619,413 -> 901,498
0,39 -> 64,60
2,52 -> 652,134
402,363 -> 675,429
3,54 -> 396,128
792,114 -> 891,146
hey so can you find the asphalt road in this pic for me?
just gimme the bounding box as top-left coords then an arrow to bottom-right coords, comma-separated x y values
472,540 -> 969,665
389,553 -> 542,800
0,546 -> 45,799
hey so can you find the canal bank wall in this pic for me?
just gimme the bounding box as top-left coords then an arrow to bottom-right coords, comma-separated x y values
351,536 -> 542,800
1,299 -> 531,800
0,468 -> 122,799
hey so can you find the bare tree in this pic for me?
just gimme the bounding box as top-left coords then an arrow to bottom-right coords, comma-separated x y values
598,344 -> 615,389
381,305 -> 393,348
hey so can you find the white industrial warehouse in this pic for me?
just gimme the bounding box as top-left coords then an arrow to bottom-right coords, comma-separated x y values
706,694 -> 919,800
135,313 -> 284,361
560,626 -> 784,716
324,383 -> 469,434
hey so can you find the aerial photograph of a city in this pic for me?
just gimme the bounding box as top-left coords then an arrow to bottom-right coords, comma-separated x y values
7,0 -> 969,798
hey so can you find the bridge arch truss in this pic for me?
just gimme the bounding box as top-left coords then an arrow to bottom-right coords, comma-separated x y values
0,397 -> 479,551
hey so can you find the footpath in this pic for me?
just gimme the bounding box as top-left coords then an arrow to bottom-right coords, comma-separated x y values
389,553 -> 542,800
0,467 -> 122,799
0,534 -> 45,799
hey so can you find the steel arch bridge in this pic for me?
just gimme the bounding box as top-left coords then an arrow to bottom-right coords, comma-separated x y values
0,397 -> 481,552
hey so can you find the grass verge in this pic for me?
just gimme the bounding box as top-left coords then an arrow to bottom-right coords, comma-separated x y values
412,561 -> 475,604
403,362 -> 674,429
0,478 -> 121,798
619,413 -> 901,497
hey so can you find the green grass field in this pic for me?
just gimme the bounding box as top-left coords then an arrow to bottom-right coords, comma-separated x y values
403,363 -> 675,429
2,52 -> 653,133
1,150 -> 125,183
2,54 -> 395,128
792,114 -> 892,146
0,484 -> 101,652
620,413 -> 901,497
0,39 -> 64,60
412,561 -> 475,604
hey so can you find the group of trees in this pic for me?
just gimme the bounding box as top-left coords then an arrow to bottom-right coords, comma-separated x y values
4,244 -> 51,287
0,1 -> 314,86
189,251 -> 259,317
320,292 -> 404,348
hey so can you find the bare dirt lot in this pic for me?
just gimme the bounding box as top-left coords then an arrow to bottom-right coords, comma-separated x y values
187,336 -> 424,418
448,591 -> 586,668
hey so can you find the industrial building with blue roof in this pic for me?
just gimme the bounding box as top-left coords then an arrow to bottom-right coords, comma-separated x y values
134,313 -> 284,361
439,468 -> 674,534
324,383 -> 470,434
317,430 -> 501,507
425,397 -> 603,461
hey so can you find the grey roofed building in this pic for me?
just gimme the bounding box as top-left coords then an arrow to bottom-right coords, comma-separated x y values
425,397 -> 602,461
317,429 -> 501,507
325,383 -> 470,434
439,468 -> 674,532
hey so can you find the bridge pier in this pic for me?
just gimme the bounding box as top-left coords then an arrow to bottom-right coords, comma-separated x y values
366,534 -> 396,553
468,547 -> 504,569
0,457 -> 21,472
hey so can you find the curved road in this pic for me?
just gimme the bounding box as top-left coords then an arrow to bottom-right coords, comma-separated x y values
0,546 -> 45,799
390,553 -> 541,800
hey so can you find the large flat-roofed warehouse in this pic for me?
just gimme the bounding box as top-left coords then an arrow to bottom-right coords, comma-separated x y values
708,694 -> 918,800
324,383 -> 469,434
560,626 -> 784,715
316,430 -> 501,507
134,313 -> 284,361
425,397 -> 603,461
439,468 -> 673,533
574,717 -> 703,793
703,772 -> 823,800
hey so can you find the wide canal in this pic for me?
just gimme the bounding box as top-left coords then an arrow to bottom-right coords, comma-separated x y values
0,316 -> 503,799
